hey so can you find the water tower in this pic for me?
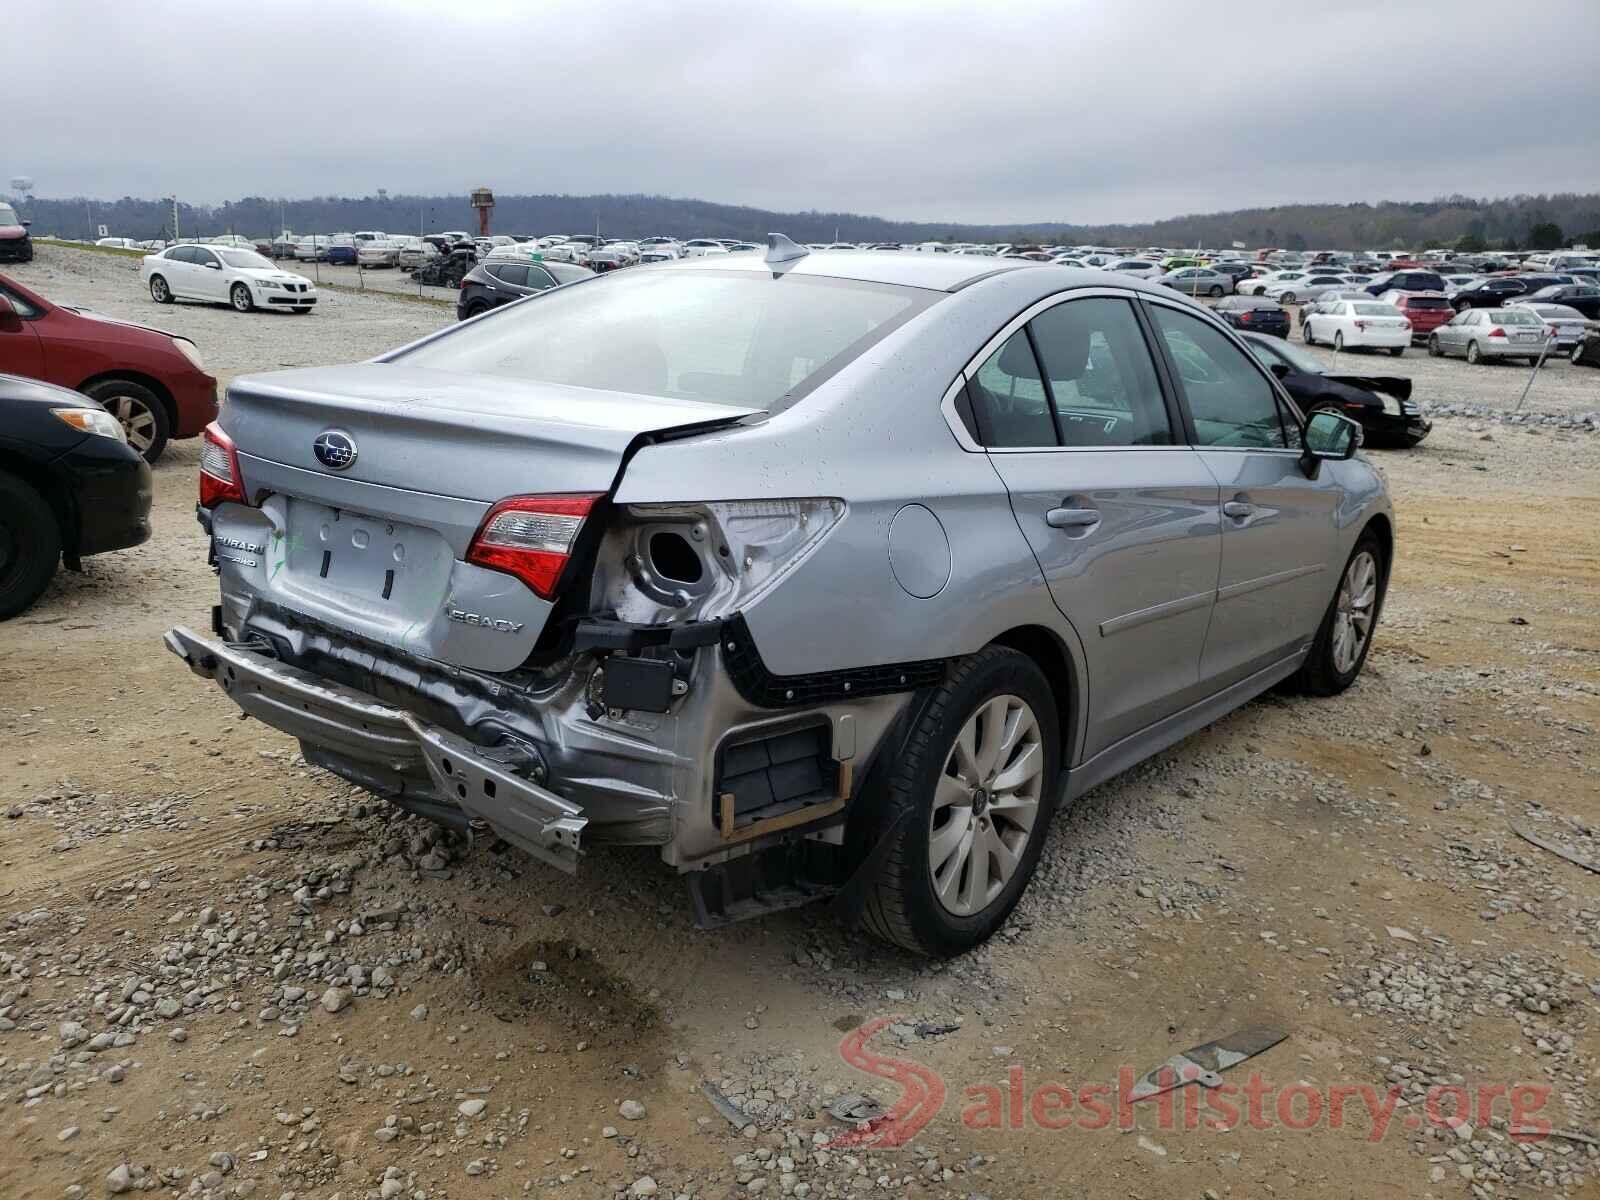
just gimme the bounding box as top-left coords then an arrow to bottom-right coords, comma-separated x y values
470,187 -> 494,237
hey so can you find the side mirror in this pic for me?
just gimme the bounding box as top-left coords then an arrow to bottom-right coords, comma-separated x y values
1301,410 -> 1361,476
1268,361 -> 1291,380
205,260 -> 221,269
20,219 -> 31,228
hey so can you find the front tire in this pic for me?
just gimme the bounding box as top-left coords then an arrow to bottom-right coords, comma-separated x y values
149,275 -> 172,304
1429,335 -> 1442,357
860,647 -> 1060,957
1280,292 -> 1296,305
230,283 -> 254,313
1290,532 -> 1384,696
83,378 -> 170,463
0,471 -> 62,621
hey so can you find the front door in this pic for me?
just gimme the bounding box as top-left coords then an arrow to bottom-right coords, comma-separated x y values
190,247 -> 227,301
1144,300 -> 1339,689
967,294 -> 1222,759
0,281 -> 43,378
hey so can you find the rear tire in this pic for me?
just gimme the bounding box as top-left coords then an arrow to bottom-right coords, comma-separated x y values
1208,284 -> 1224,298
1289,530 -> 1384,697
1467,340 -> 1483,365
84,378 -> 170,463
1334,331 -> 1345,351
0,471 -> 62,621
860,646 -> 1060,957
149,275 -> 172,304
1281,292 -> 1296,305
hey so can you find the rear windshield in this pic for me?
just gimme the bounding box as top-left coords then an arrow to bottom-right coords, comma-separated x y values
1493,311 -> 1540,326
390,269 -> 935,410
1406,297 -> 1452,309
1353,303 -> 1398,316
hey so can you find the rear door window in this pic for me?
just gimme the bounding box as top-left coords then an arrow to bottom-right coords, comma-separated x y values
1028,298 -> 1172,446
968,330 -> 1056,447
491,264 -> 529,286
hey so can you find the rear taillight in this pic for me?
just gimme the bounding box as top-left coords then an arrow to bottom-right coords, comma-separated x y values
1355,320 -> 1368,331
199,422 -> 247,509
1489,327 -> 1506,338
466,494 -> 601,599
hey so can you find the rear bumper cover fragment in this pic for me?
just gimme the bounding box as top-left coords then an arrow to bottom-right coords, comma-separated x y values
163,625 -> 587,872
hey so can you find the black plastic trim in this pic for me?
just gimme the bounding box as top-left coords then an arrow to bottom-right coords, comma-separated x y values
720,613 -> 947,708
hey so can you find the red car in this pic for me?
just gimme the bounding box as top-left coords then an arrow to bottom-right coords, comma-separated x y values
0,272 -> 217,462
1384,292 -> 1454,343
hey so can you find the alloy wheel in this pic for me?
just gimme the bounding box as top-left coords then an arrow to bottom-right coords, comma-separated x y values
101,393 -> 158,454
1331,550 -> 1378,675
928,694 -> 1043,917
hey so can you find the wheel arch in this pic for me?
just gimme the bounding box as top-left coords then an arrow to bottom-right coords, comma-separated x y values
76,370 -> 177,432
986,623 -> 1082,768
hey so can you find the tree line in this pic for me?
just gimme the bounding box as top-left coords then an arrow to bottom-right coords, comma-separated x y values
7,190 -> 1598,251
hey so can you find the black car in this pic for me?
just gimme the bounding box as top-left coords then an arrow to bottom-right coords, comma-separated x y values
411,247 -> 477,288
1239,332 -> 1430,449
456,258 -> 593,320
1571,329 -> 1600,369
0,371 -> 153,618
1525,284 -> 1600,319
1364,269 -> 1446,297
1213,295 -> 1290,337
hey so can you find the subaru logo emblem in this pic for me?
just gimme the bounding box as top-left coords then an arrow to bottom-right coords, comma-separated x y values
313,430 -> 357,471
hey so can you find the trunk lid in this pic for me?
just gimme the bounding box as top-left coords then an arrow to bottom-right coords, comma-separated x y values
214,363 -> 757,672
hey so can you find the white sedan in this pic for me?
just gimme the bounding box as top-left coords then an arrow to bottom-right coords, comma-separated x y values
1303,300 -> 1411,355
141,245 -> 317,313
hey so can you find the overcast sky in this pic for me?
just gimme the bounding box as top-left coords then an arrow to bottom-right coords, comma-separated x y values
12,0 -> 1599,225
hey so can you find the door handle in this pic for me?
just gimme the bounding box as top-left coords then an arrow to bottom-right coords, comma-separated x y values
1223,500 -> 1255,519
1046,507 -> 1101,529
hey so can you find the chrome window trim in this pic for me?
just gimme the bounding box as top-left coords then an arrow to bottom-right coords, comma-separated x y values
940,285 -> 1183,455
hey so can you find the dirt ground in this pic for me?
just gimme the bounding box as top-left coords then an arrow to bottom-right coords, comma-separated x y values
2,246 -> 1598,1200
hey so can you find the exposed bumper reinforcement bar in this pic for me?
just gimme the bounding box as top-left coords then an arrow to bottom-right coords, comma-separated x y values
163,625 -> 587,873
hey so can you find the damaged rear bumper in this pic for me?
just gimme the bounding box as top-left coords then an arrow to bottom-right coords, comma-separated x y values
163,625 -> 587,872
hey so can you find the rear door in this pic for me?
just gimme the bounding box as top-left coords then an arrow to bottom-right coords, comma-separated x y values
1144,299 -> 1338,690
971,292 -> 1223,759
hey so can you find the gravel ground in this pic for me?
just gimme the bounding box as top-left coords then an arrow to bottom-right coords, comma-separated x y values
16,244 -> 452,385
1,245 -> 1596,1200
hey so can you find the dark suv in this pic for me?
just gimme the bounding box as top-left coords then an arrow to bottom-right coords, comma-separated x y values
456,259 -> 593,320
0,202 -> 32,264
1363,269 -> 1445,297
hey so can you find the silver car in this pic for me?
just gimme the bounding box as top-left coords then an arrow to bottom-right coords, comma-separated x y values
166,239 -> 1392,956
1428,307 -> 1550,364
1509,302 -> 1590,352
1156,267 -> 1233,296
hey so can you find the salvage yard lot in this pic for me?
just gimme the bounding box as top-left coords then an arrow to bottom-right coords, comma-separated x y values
2,244 -> 1597,1200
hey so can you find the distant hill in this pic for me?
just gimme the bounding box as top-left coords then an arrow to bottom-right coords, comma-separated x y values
8,190 -> 1600,251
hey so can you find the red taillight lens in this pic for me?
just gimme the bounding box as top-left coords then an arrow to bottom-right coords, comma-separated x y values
1489,327 -> 1506,338
466,494 -> 601,599
199,422 -> 247,509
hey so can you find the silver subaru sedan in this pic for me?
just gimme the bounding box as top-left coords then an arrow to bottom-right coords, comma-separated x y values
166,237 -> 1392,957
